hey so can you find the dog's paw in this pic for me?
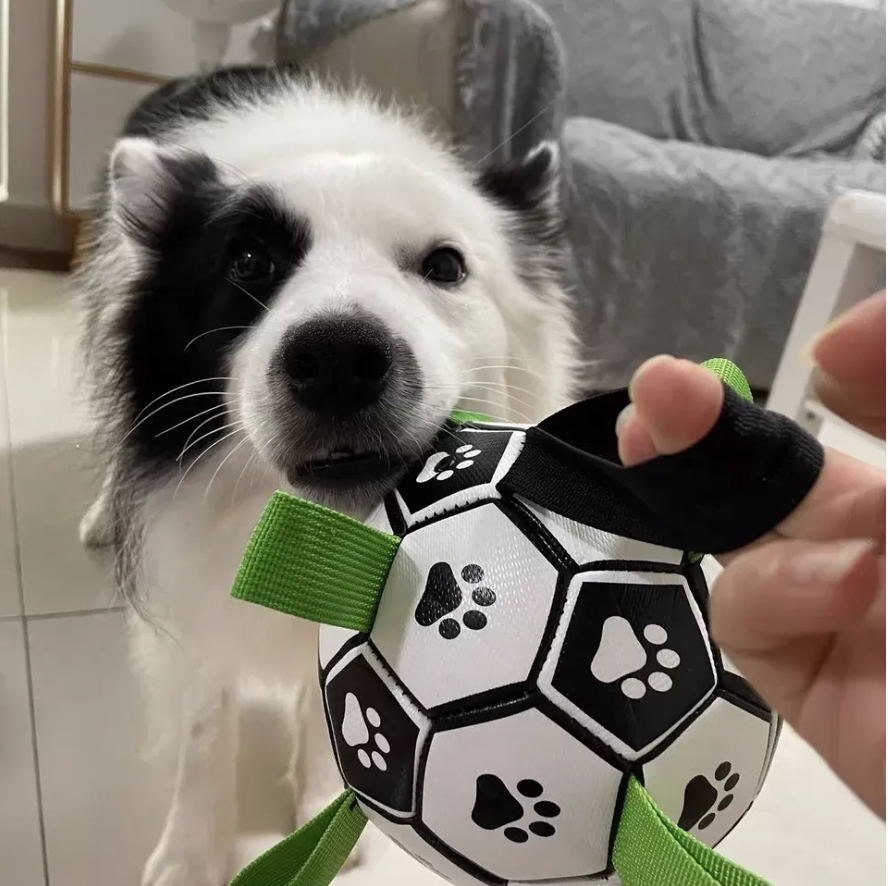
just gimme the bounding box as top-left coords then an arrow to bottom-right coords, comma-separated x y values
79,496 -> 113,549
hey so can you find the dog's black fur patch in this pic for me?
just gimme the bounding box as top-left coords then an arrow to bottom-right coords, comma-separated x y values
115,172 -> 311,471
122,65 -> 300,140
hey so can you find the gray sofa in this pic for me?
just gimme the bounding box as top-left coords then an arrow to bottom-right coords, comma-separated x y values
276,0 -> 886,391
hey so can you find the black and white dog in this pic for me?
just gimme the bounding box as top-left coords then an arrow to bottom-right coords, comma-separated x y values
77,66 -> 578,885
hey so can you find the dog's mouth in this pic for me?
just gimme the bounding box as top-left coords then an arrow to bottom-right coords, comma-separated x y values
287,448 -> 408,486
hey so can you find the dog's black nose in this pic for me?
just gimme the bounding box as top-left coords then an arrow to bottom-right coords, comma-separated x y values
282,316 -> 394,415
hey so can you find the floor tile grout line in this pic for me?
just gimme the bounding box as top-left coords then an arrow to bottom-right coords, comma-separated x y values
0,606 -> 126,622
23,606 -> 126,621
0,297 -> 52,886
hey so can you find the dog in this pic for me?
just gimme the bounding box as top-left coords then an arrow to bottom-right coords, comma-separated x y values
76,65 -> 579,886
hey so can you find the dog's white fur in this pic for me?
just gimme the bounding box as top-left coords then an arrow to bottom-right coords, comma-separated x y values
81,76 -> 578,886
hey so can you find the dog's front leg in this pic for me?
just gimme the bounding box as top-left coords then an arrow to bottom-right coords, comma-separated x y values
288,681 -> 366,869
143,687 -> 238,886
79,469 -> 115,549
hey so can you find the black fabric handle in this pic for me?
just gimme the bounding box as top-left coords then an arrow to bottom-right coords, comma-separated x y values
499,385 -> 824,554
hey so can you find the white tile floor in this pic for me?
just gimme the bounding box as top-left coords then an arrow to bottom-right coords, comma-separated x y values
0,267 -> 884,886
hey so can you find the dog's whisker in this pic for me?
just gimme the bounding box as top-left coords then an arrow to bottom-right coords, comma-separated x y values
248,448 -> 270,492
178,409 -> 233,457
114,392 -> 231,455
226,277 -> 270,313
232,450 -> 259,504
455,382 -> 541,403
459,381 -> 544,406
470,95 -> 560,168
423,382 -> 538,416
428,374 -> 541,398
184,326 -> 252,352
131,377 -> 234,423
155,404 -> 229,438
174,427 -> 245,499
466,390 -> 537,415
178,420 -> 240,464
204,436 -> 251,502
454,395 -> 534,424
463,364 -> 541,375
175,406 -> 236,455
435,424 -> 472,447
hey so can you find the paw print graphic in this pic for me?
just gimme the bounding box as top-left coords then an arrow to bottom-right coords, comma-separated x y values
677,762 -> 741,832
416,444 -> 483,483
340,692 -> 391,771
414,563 -> 497,639
471,775 -> 561,843
590,617 -> 681,699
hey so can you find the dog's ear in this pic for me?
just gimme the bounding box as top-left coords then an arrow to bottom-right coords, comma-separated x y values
476,141 -> 563,247
108,137 -> 217,247
477,142 -> 567,288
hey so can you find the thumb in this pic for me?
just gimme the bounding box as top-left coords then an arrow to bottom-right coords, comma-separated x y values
617,356 -> 724,466
712,538 -> 879,661
711,536 -> 885,817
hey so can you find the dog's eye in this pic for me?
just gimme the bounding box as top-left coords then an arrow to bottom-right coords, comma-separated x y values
229,244 -> 275,283
420,247 -> 466,285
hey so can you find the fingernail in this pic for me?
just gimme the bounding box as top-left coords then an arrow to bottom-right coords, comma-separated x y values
807,328 -> 830,366
616,405 -> 659,466
809,365 -> 845,401
807,290 -> 885,365
799,340 -> 817,367
615,403 -> 635,436
786,539 -> 875,586
807,308 -> 852,364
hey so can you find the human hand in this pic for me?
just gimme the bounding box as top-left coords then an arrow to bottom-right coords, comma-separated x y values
616,291 -> 886,819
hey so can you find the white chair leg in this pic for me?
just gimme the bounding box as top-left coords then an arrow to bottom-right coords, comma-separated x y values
768,238 -> 884,434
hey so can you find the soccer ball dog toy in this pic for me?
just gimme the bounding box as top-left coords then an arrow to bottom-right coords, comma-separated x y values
230,360 -> 822,886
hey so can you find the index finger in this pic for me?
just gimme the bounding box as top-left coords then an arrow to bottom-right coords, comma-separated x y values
776,445 -> 885,544
811,291 -> 886,439
717,447 -> 884,566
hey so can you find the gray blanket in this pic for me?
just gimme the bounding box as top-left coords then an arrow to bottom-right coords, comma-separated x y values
277,0 -> 885,391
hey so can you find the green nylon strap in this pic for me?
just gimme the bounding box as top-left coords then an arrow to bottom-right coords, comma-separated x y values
231,491 -> 399,631
230,791 -> 366,886
613,777 -> 770,886
227,780 -> 770,886
450,408 -> 493,424
701,358 -> 754,404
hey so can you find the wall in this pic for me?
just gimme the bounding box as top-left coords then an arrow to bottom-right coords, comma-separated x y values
0,0 -> 69,251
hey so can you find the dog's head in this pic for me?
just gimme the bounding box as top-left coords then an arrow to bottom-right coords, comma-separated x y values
88,74 -> 576,508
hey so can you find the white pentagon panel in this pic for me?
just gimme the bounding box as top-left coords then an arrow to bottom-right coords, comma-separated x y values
392,428 -> 524,527
699,554 -> 723,587
421,707 -> 623,882
539,569 -> 716,760
324,647 -> 429,819
359,804 -> 487,885
519,499 -> 682,566
641,696 -> 771,848
370,503 -> 559,709
757,712 -> 782,794
716,640 -> 772,730
318,625 -> 361,671
718,650 -> 770,715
